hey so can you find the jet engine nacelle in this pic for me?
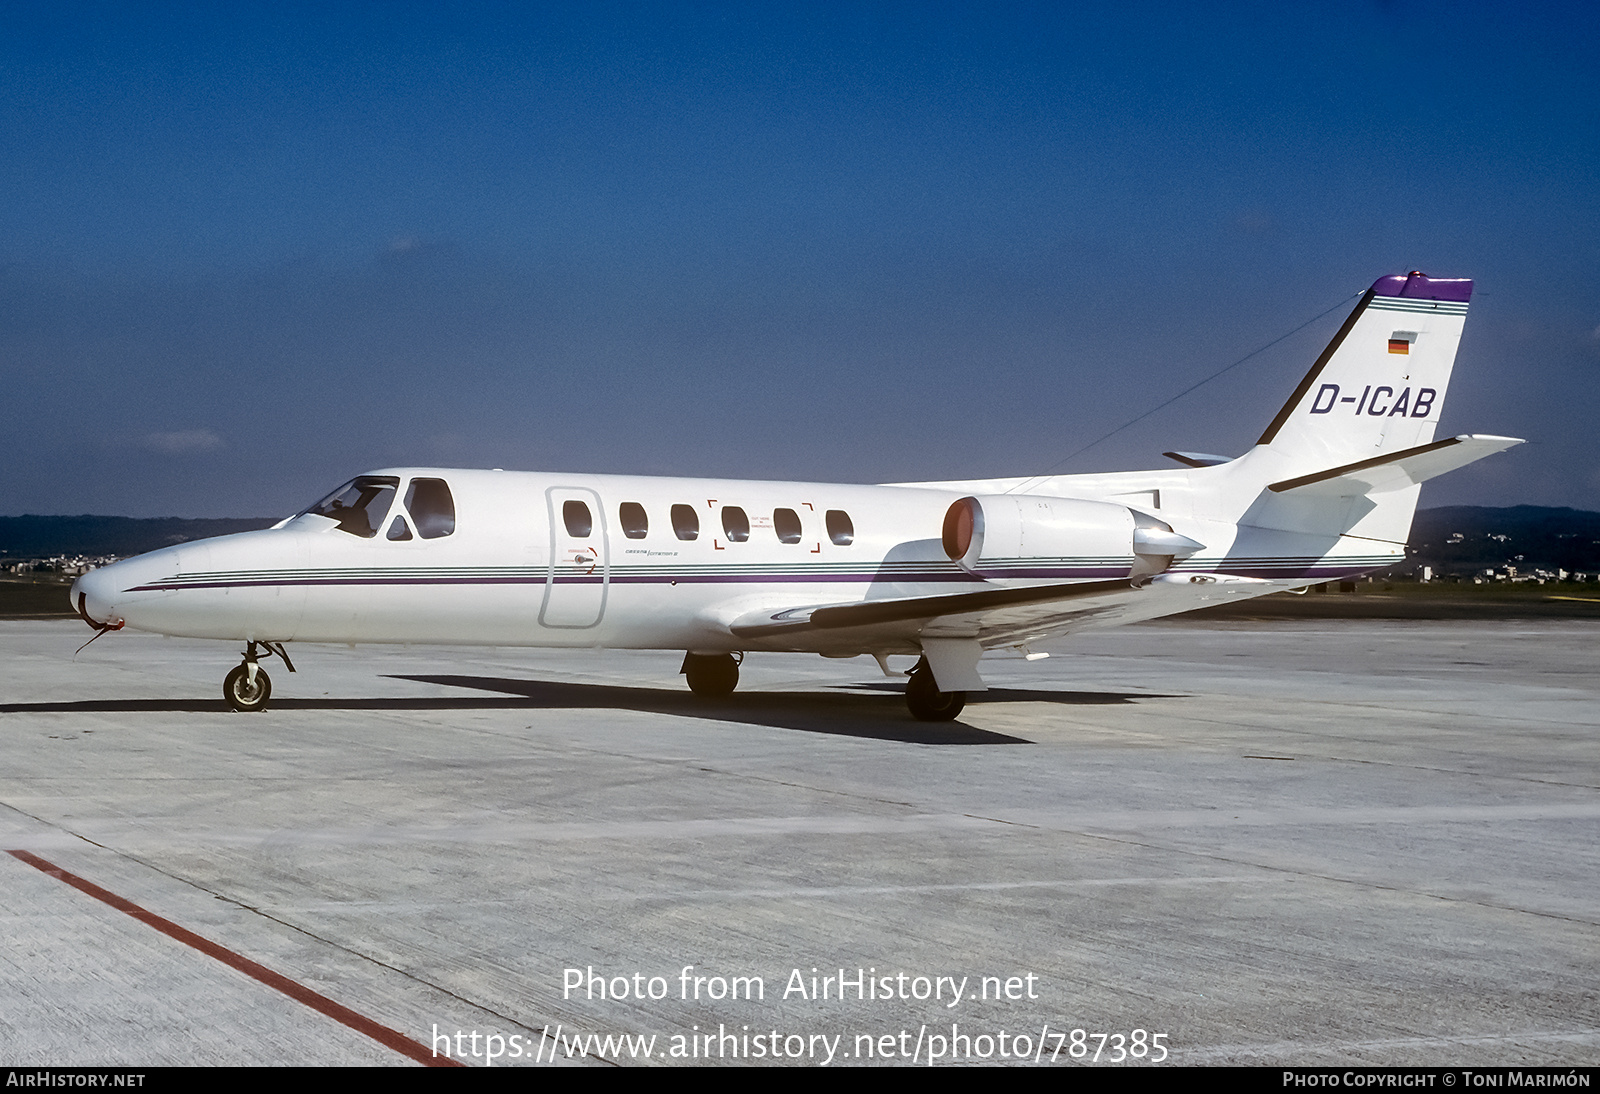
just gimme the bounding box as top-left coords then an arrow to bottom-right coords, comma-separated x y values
941,494 -> 1203,583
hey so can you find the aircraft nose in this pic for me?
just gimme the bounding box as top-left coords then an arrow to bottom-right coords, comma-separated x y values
71,566 -> 124,627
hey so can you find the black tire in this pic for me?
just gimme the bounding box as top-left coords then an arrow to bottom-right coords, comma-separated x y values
224,664 -> 272,712
906,666 -> 965,721
683,652 -> 739,697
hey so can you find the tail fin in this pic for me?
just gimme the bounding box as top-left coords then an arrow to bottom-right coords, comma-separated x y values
1224,272 -> 1519,546
1253,271 -> 1472,472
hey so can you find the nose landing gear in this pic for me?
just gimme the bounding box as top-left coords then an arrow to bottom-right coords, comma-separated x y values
223,641 -> 295,712
224,662 -> 271,712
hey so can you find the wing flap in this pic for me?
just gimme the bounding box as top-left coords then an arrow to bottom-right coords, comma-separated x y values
727,578 -> 1137,640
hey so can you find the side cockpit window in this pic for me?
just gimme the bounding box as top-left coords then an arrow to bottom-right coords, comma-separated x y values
306,477 -> 400,538
405,478 -> 456,539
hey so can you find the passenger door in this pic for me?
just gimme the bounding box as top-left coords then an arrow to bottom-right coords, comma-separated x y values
540,486 -> 608,628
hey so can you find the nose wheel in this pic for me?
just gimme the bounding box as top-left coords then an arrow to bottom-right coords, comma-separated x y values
223,641 -> 295,712
224,663 -> 272,712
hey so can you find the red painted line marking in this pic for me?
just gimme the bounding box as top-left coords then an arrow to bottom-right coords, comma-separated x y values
7,849 -> 463,1067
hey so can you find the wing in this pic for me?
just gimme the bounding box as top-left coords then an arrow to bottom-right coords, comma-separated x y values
726,572 -> 1279,659
730,579 -> 1133,641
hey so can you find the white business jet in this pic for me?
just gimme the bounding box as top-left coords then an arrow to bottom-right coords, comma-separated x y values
72,271 -> 1521,720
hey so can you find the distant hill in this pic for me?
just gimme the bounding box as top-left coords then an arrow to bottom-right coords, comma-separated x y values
0,515 -> 280,559
1407,506 -> 1600,576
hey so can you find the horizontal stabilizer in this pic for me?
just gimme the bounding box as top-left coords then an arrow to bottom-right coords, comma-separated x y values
1164,450 -> 1232,468
1267,434 -> 1523,496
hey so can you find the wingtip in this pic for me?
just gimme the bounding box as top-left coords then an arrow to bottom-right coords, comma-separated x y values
1454,433 -> 1526,448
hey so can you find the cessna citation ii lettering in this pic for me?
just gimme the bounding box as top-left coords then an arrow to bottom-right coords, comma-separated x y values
72,272 -> 1521,721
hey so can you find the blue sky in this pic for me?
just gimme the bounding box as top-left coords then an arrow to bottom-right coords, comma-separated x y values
2,2 -> 1596,517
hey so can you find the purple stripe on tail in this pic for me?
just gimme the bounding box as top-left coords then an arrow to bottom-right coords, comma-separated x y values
1370,271 -> 1472,302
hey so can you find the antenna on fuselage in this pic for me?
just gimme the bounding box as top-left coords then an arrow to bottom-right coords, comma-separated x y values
1003,290 -> 1361,495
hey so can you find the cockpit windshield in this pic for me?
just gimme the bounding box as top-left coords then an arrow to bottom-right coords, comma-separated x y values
303,476 -> 400,538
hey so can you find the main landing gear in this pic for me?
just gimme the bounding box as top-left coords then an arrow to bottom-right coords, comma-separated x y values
223,641 -> 296,712
680,651 -> 965,720
682,651 -> 741,697
905,658 -> 965,722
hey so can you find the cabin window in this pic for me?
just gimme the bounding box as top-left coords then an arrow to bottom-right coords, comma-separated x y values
405,478 -> 456,539
305,476 -> 399,539
722,506 -> 750,542
619,502 -> 648,540
773,508 -> 803,544
671,504 -> 699,541
826,509 -> 854,546
563,500 -> 593,538
386,516 -> 413,541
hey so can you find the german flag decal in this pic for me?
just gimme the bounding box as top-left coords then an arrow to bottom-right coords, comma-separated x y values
1388,338 -> 1409,354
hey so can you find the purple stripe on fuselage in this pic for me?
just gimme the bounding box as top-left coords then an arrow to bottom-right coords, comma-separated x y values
1217,564 -> 1377,579
127,561 -> 1381,593
127,571 -> 989,591
970,567 -> 1133,580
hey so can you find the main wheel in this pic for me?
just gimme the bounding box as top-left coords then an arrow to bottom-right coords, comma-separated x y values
224,664 -> 272,712
683,652 -> 739,697
905,666 -> 965,721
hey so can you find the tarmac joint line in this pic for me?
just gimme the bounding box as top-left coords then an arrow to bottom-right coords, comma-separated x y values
5,848 -> 462,1067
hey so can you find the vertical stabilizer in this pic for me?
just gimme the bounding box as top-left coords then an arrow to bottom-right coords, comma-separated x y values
1251,272 -> 1471,474
1225,272 -> 1474,544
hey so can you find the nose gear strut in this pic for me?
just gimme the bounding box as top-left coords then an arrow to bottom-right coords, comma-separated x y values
223,640 -> 295,712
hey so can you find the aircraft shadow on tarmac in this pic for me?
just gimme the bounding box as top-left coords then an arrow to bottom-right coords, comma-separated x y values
0,677 -> 1179,746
